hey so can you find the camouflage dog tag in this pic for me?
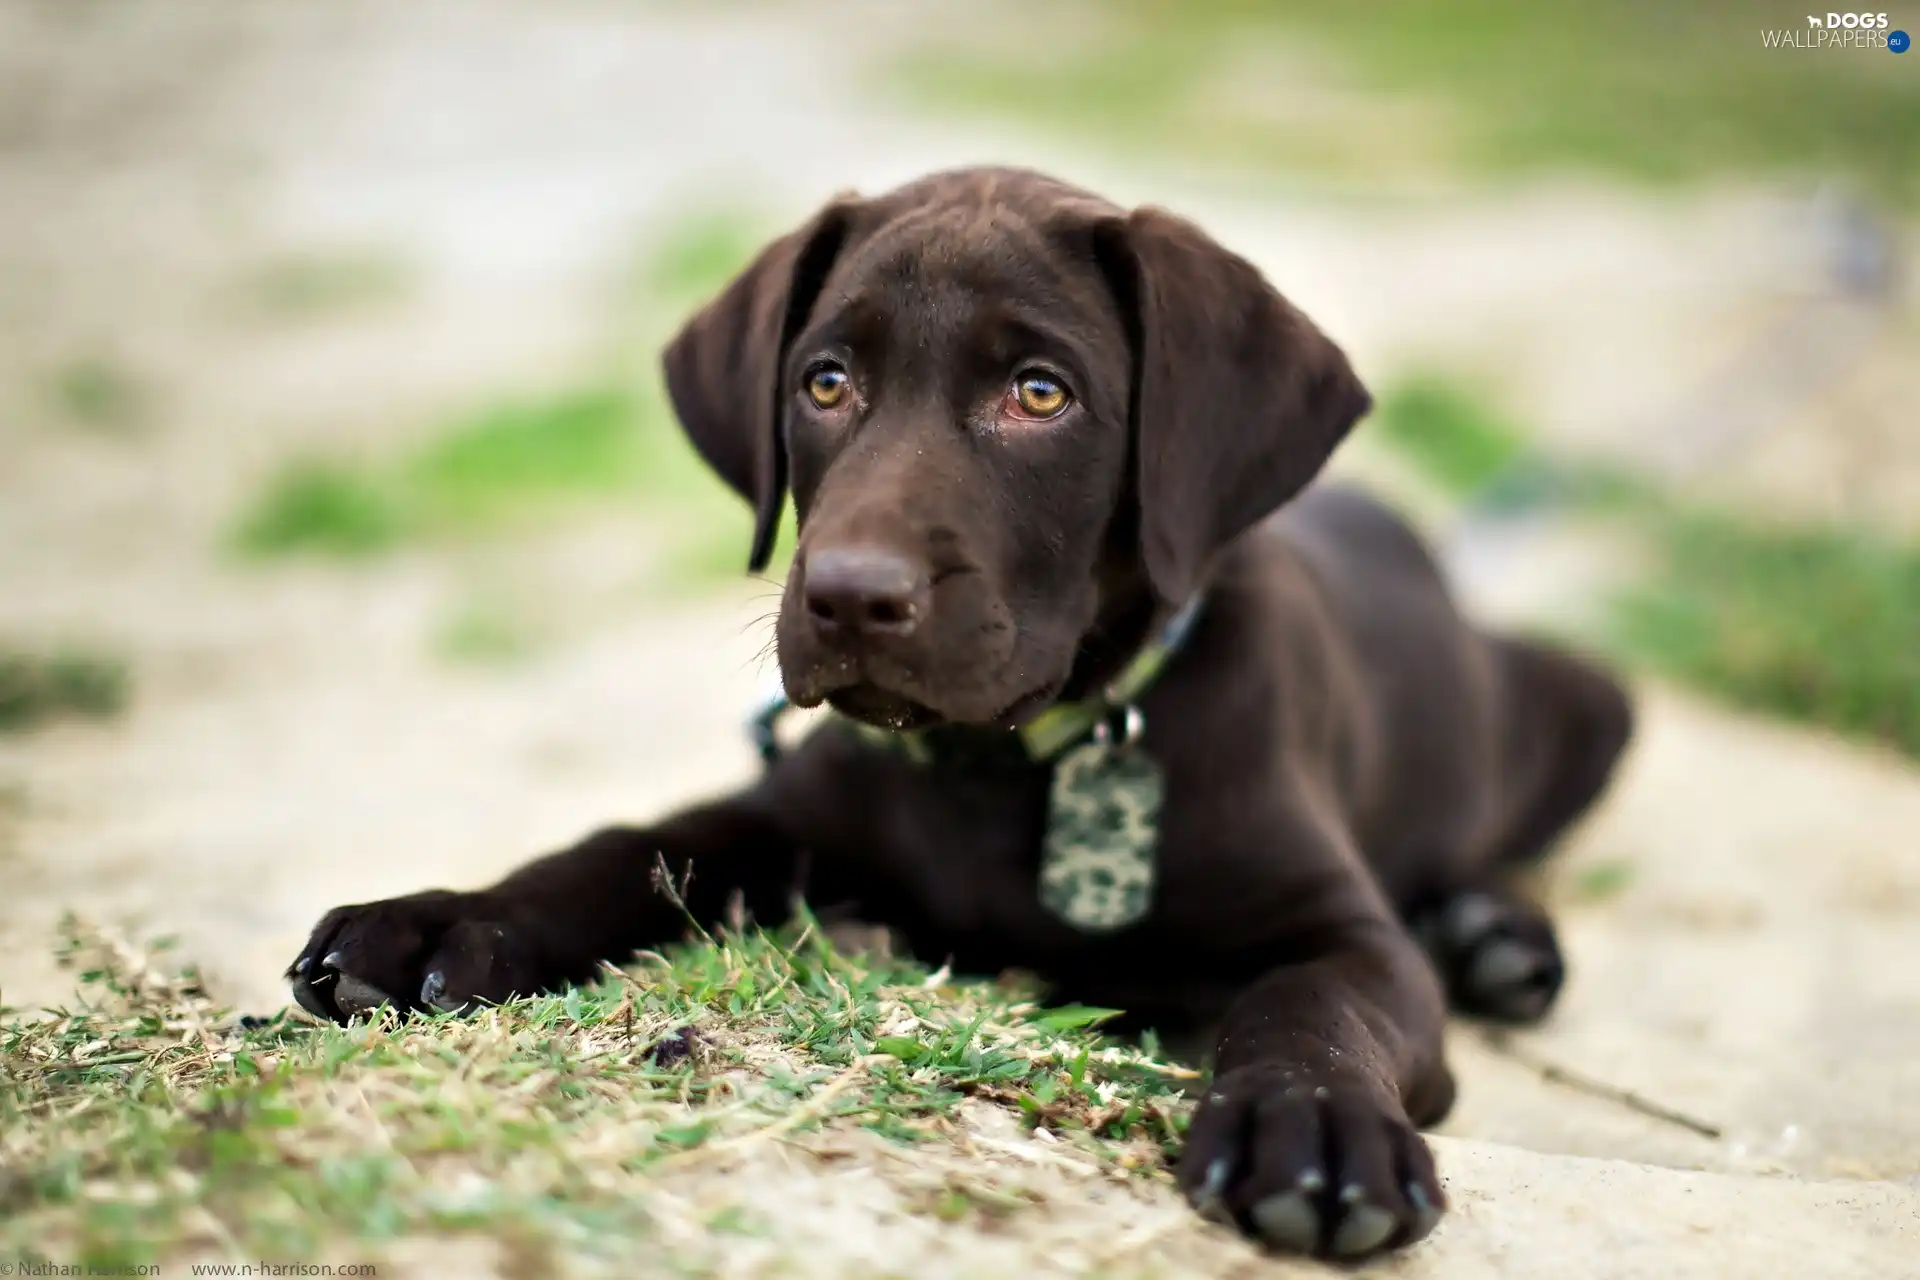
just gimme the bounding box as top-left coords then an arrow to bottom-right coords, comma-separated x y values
1039,737 -> 1163,932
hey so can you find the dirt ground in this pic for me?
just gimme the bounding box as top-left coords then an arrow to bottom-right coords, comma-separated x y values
3,2 -> 1918,1275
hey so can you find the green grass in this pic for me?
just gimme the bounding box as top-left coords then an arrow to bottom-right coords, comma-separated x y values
231,381 -> 784,587
1615,515 -> 1920,758
1372,373 -> 1920,761
899,0 -> 1920,204
0,650 -> 130,733
432,593 -> 546,666
2,919 -> 1193,1270
230,203 -> 785,588
240,249 -> 412,320
405,389 -> 654,525
635,207 -> 770,305
1569,859 -> 1638,904
1372,376 -> 1529,498
233,388 -> 671,558
45,357 -> 147,431
234,462 -> 408,557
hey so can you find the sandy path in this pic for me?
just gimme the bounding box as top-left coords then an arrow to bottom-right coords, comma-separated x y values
3,1 -> 1917,1273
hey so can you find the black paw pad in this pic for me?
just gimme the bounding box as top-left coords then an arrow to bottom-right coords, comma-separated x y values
1427,892 -> 1565,1024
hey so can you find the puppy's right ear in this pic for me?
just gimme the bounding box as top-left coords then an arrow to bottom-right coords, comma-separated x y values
661,198 -> 859,573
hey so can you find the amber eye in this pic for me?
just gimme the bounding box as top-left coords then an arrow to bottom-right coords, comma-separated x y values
806,363 -> 850,409
1011,371 -> 1071,419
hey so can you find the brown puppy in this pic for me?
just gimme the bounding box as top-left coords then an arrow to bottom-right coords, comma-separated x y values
288,167 -> 1632,1259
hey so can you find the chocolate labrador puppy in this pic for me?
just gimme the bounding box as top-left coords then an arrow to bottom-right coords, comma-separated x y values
288,167 -> 1631,1259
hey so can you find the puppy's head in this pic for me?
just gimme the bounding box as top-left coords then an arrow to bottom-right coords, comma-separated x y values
663,167 -> 1369,732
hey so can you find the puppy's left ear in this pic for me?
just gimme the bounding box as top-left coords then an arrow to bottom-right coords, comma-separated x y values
1098,207 -> 1371,608
662,197 -> 860,573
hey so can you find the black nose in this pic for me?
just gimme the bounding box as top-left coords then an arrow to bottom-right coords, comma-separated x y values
802,546 -> 928,640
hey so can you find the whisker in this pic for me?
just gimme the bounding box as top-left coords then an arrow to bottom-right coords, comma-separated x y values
744,635 -> 781,674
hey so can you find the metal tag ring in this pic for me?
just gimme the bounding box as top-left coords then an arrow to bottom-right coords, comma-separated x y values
1092,704 -> 1145,750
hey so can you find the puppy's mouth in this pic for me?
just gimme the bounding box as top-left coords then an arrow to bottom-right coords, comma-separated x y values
825,679 -> 1062,735
824,684 -> 944,733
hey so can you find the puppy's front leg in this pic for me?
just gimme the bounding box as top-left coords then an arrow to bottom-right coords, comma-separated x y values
287,789 -> 802,1023
1181,916 -> 1452,1259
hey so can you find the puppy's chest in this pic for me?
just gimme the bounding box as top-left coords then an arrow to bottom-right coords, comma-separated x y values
812,746 -> 1278,964
848,763 -> 1059,942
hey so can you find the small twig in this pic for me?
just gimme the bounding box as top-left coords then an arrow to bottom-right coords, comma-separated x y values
1478,1030 -> 1723,1139
650,852 -> 715,946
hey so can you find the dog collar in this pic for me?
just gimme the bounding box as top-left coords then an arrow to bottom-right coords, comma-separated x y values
746,594 -> 1205,767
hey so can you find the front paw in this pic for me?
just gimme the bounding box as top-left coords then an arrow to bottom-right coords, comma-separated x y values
1178,1065 -> 1445,1259
286,890 -> 546,1023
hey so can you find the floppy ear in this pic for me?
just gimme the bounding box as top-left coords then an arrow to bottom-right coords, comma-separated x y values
661,198 -> 858,572
1099,207 -> 1372,608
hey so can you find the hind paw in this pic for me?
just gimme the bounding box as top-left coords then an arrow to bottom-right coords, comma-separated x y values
1419,891 -> 1565,1024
